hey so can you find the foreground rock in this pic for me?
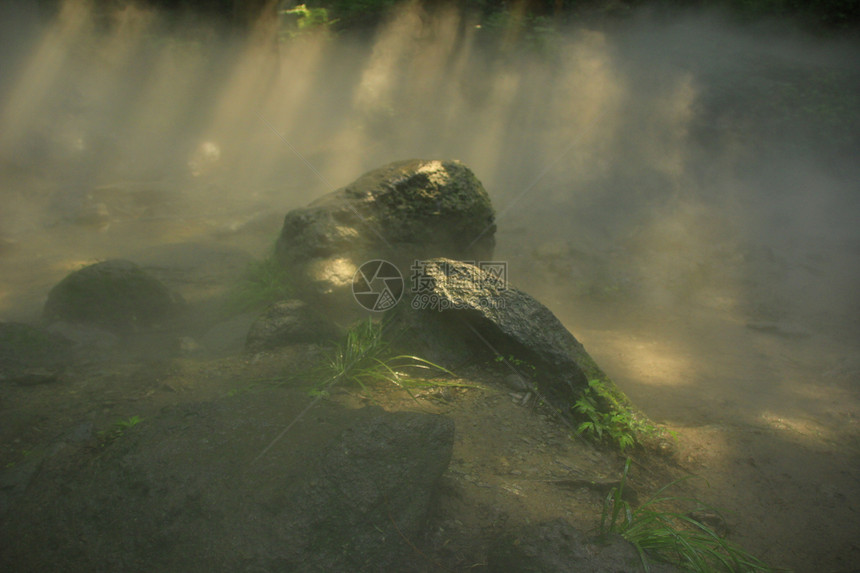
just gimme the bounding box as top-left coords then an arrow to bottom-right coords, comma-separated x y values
275,159 -> 495,314
0,394 -> 454,572
43,259 -> 184,331
280,410 -> 455,571
391,259 -> 642,423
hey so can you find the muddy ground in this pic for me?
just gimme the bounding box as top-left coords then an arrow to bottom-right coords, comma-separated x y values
0,193 -> 857,571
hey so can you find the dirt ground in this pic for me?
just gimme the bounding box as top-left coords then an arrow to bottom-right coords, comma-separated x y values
1,197 -> 858,571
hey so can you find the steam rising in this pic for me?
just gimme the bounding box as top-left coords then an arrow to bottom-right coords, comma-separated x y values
0,1 -> 858,408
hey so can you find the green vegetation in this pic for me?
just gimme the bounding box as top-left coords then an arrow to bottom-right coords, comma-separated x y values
310,318 -> 474,399
493,354 -> 537,375
4,449 -> 32,469
309,0 -> 398,30
602,459 -> 775,572
224,256 -> 293,314
574,379 -> 665,451
294,0 -> 859,34
279,4 -> 337,40
489,351 -> 665,452
113,415 -> 144,432
98,415 -> 144,447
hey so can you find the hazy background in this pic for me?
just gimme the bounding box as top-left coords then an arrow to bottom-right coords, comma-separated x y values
0,0 -> 858,418
1,4 -> 859,569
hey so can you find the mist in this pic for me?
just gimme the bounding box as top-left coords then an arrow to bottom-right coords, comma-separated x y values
1,1 -> 859,569
2,0 -> 858,382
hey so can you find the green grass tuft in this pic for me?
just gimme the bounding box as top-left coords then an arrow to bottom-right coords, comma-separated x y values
310,318 -> 476,399
602,459 -> 777,573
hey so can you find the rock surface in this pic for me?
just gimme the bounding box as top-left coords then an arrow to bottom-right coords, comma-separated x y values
245,299 -> 338,352
43,259 -> 184,331
390,258 -> 626,418
0,394 -> 454,572
275,159 -> 495,313
280,410 -> 455,571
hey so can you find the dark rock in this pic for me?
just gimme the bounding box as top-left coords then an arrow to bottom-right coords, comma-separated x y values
0,321 -> 73,384
274,159 -> 495,314
0,421 -> 94,516
245,299 -> 338,352
0,395 -> 454,572
43,259 -> 184,331
488,519 -> 683,573
390,258 -> 628,418
280,410 -> 455,571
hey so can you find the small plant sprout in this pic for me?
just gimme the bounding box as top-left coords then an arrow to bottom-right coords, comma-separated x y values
98,415 -> 144,447
114,415 -> 143,430
574,379 -> 658,451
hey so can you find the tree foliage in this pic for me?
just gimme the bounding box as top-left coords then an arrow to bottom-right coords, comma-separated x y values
41,0 -> 859,32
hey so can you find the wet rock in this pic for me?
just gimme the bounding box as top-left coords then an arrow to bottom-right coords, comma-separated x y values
275,159 -> 495,315
488,519 -> 682,573
390,258 -> 633,418
0,421 -> 94,517
43,259 -> 184,332
0,321 -> 73,385
245,299 -> 337,352
279,410 -> 455,571
0,396 -> 454,572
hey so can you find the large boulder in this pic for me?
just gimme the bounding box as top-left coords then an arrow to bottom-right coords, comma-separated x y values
389,258 -> 641,424
43,259 -> 184,332
279,410 -> 455,571
0,395 -> 455,572
275,159 -> 495,314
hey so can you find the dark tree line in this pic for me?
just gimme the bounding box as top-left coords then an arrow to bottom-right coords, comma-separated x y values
31,0 -> 860,32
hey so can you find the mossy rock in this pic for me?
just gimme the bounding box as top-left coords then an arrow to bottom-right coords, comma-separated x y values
340,159 -> 495,252
273,159 -> 495,313
43,259 -> 184,332
389,258 -> 663,449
